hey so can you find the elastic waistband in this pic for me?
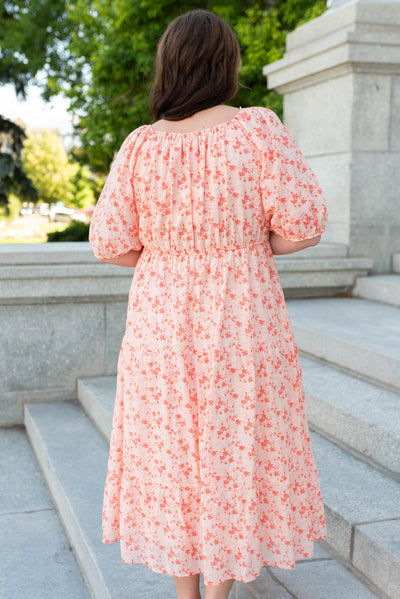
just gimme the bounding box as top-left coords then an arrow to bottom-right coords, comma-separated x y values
143,242 -> 267,256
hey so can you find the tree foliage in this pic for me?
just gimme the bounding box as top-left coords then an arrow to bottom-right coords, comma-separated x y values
22,130 -> 75,205
69,163 -> 104,209
0,116 -> 37,207
21,130 -> 100,208
0,0 -> 68,97
1,0 -> 327,174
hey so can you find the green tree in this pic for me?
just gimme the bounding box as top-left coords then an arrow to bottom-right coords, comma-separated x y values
235,0 -> 327,114
0,116 -> 37,209
1,1 -> 327,173
22,131 -> 75,205
69,163 -> 105,209
57,0 -> 326,172
0,0 -> 68,98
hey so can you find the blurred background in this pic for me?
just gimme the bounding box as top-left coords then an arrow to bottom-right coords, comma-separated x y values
0,0 -> 326,244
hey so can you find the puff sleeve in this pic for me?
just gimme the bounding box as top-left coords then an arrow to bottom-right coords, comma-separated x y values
89,131 -> 143,260
255,107 -> 327,242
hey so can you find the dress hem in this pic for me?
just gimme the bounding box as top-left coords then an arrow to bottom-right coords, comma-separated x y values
101,533 -> 328,586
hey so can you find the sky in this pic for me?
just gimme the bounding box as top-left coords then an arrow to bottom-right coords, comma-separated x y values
0,83 -> 74,143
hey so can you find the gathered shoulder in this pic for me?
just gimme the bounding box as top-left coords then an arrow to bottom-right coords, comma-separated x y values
241,106 -> 282,128
120,125 -> 149,148
110,125 -> 150,167
237,106 -> 289,154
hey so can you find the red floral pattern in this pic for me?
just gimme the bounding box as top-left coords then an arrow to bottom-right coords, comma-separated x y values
89,106 -> 328,585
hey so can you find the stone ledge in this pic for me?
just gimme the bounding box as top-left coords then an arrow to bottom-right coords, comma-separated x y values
0,276 -> 132,305
0,262 -> 134,304
0,263 -> 131,278
0,241 -> 347,264
0,254 -> 372,304
267,557 -> 380,599
77,377 -> 116,443
0,299 -> 127,425
353,274 -> 400,307
275,242 -> 347,258
275,256 -> 372,271
310,431 -> 400,571
0,387 -> 76,428
0,242 -> 96,265
286,2 -> 400,52
277,256 -> 372,298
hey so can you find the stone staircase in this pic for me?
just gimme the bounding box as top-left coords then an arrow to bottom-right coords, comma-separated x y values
286,297 -> 400,598
22,289 -> 400,598
3,243 -> 396,598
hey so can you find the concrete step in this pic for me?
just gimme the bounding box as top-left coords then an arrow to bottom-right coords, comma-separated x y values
25,400 -> 382,599
287,297 -> 400,391
0,426 -> 90,598
80,367 -> 400,481
274,255 -> 373,298
0,241 -> 346,266
353,274 -> 400,307
78,378 -> 398,598
310,432 -> 400,599
24,401 -> 180,599
77,376 -> 116,442
0,243 -> 372,303
300,355 -> 400,478
0,241 -> 97,265
393,252 -> 400,274
0,255 -> 372,303
0,262 -> 134,302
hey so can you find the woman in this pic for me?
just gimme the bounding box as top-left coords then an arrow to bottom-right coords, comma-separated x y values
89,9 -> 328,599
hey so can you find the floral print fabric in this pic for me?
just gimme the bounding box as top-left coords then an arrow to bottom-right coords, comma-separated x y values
89,106 -> 328,585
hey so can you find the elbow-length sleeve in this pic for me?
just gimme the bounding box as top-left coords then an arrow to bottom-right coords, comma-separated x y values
89,131 -> 143,260
254,107 -> 328,242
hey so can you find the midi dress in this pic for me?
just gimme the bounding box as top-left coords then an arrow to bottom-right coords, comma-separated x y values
89,105 -> 328,586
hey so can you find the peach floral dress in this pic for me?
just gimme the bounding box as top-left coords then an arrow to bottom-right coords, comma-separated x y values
89,106 -> 328,585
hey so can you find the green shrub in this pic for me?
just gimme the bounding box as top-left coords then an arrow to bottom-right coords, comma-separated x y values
47,220 -> 90,242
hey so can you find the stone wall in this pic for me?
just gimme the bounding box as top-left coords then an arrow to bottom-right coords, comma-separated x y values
0,243 -> 132,426
264,0 -> 400,272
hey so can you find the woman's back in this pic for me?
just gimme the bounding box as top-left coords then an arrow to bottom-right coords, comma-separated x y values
95,106 -> 326,256
135,106 -> 267,253
89,104 -> 328,586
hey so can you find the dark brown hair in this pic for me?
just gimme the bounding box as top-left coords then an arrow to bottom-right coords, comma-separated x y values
149,10 -> 241,121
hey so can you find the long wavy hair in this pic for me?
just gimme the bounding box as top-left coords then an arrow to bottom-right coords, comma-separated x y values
149,10 -> 241,121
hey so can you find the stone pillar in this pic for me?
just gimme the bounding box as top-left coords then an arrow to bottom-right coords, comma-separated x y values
263,0 -> 400,272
